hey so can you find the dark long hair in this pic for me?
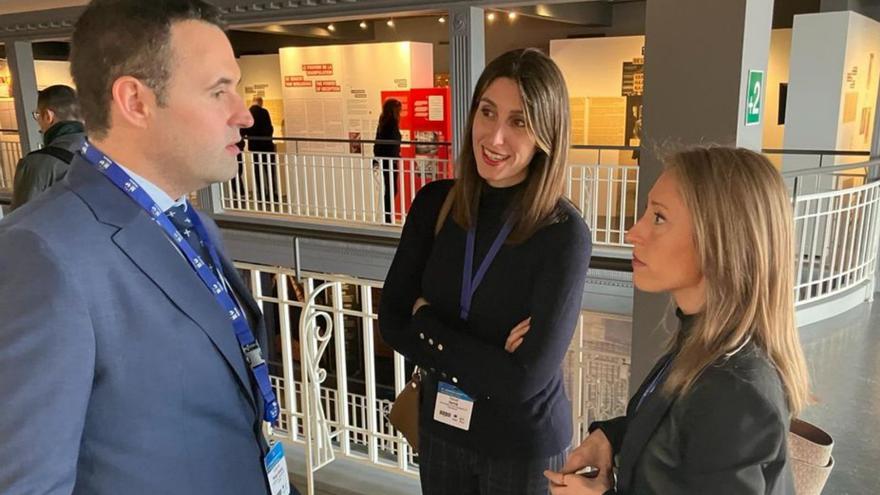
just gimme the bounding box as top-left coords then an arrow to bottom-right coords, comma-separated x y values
378,98 -> 401,130
451,48 -> 571,244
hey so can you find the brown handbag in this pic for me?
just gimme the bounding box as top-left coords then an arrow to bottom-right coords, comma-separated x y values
387,186 -> 455,454
388,367 -> 423,452
788,418 -> 834,495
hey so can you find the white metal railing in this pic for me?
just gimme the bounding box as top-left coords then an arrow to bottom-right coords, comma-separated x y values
220,149 -> 639,248
566,163 -> 639,247
788,160 -> 880,306
0,138 -> 23,192
565,312 -> 631,443
236,262 -> 631,494
222,152 -> 454,226
243,264 -> 422,493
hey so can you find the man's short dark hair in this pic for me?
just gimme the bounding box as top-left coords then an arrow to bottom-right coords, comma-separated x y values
38,84 -> 81,122
70,0 -> 224,139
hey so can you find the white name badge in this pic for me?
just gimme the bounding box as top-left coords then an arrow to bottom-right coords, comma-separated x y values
433,381 -> 475,431
264,441 -> 291,495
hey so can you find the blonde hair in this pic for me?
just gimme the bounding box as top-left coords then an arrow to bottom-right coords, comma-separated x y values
451,48 -> 571,243
661,146 -> 811,417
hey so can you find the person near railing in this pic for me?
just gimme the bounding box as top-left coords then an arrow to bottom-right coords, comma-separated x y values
0,2 -> 298,495
10,84 -> 85,210
241,95 -> 277,202
379,48 -> 592,495
374,97 -> 402,223
545,147 -> 811,495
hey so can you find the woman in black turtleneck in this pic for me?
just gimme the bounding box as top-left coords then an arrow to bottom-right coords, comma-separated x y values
378,49 -> 591,495
545,147 -> 811,495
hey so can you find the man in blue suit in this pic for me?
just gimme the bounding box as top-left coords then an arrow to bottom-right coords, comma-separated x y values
0,1 -> 298,494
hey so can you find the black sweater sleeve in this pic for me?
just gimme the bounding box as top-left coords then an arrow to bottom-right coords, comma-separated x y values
378,180 -> 451,366
589,416 -> 629,456
379,184 -> 592,404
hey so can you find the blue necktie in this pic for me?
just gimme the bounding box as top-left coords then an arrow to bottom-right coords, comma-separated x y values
166,205 -> 254,328
165,204 -> 215,273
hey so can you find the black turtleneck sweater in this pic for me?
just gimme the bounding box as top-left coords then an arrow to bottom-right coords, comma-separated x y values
379,179 -> 592,459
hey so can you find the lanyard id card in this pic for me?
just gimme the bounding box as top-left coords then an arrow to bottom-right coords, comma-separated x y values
433,381 -> 475,431
264,441 -> 291,495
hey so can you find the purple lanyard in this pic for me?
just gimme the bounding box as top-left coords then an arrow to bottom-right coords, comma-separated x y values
460,217 -> 515,320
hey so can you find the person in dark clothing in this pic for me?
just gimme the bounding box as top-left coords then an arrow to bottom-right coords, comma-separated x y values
545,147 -> 811,495
374,98 -> 402,223
240,96 -> 276,203
379,48 -> 592,495
11,84 -> 86,210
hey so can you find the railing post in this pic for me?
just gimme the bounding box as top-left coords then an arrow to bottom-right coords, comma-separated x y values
298,281 -> 337,495
872,186 -> 880,299
200,184 -> 223,214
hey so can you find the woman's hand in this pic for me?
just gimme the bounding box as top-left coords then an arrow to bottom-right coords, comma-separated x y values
551,429 -> 614,488
504,317 -> 531,352
412,297 -> 430,316
544,470 -> 611,495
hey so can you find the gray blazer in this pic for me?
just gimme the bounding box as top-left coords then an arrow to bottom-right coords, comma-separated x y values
0,156 -> 273,494
594,342 -> 794,495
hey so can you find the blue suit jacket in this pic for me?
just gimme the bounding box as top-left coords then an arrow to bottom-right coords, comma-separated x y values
0,156 -> 277,494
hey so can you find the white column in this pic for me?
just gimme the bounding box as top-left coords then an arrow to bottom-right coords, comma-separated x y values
448,6 -> 485,161
7,40 -> 42,152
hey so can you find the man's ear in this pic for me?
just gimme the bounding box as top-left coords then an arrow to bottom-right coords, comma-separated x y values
109,76 -> 158,130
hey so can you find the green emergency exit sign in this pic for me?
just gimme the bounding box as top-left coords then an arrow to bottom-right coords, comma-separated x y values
745,69 -> 764,126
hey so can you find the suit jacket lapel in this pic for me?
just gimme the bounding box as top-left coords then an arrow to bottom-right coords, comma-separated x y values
68,158 -> 257,410
616,356 -> 677,492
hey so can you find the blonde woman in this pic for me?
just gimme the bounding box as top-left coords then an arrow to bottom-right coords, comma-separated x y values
379,48 -> 591,494
546,146 -> 810,494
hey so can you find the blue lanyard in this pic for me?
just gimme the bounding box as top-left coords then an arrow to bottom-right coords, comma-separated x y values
635,355 -> 673,411
460,217 -> 514,320
79,141 -> 279,424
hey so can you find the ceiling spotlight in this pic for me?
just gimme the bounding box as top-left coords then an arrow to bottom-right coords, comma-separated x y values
508,12 -> 517,20
487,12 -> 496,22
386,19 -> 395,27
327,23 -> 336,32
359,20 -> 367,29
438,16 -> 446,24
